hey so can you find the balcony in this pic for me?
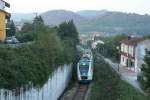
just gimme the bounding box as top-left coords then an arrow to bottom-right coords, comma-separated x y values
121,51 -> 135,59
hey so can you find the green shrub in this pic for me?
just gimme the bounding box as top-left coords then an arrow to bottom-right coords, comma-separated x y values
88,52 -> 148,100
0,20 -> 79,89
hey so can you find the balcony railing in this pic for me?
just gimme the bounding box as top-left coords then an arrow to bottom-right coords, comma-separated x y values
121,51 -> 135,59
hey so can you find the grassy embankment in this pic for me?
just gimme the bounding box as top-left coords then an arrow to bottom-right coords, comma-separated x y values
88,52 -> 149,100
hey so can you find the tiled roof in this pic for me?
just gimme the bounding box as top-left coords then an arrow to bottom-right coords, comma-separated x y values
121,37 -> 145,45
0,9 -> 10,14
0,9 -> 8,13
0,9 -> 11,19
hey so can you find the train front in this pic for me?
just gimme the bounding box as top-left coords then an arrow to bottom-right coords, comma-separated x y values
77,58 -> 93,83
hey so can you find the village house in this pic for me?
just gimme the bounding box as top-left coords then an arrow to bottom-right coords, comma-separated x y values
0,0 -> 10,41
120,37 -> 150,72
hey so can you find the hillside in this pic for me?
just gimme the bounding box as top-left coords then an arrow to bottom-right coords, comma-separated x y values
41,10 -> 87,26
11,10 -> 150,35
76,10 -> 108,19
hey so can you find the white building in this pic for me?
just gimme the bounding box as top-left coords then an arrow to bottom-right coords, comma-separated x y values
120,37 -> 150,72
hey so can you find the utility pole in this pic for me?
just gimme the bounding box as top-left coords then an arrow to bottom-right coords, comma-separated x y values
34,13 -> 38,40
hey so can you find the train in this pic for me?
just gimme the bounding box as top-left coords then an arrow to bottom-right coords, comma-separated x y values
77,49 -> 93,83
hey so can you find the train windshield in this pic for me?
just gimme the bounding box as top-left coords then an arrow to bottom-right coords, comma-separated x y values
79,61 -> 89,76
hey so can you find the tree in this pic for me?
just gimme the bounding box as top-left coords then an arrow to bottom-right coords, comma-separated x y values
33,16 -> 44,40
96,34 -> 128,62
58,20 -> 79,45
33,16 -> 44,25
15,16 -> 44,43
15,22 -> 34,43
148,36 -> 150,39
6,20 -> 16,37
141,50 -> 150,91
21,22 -> 33,33
0,18 -> 79,89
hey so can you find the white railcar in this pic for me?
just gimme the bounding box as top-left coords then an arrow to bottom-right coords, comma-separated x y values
77,52 -> 93,83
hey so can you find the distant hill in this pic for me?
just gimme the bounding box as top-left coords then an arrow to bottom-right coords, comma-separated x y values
77,10 -> 150,35
41,10 -> 87,26
76,10 -> 108,19
11,10 -> 150,35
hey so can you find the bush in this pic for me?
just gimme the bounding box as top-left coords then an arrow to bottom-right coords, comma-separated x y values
141,50 -> 150,92
0,19 -> 79,89
15,32 -> 34,43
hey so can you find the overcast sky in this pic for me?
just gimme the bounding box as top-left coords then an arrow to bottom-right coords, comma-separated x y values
5,0 -> 150,14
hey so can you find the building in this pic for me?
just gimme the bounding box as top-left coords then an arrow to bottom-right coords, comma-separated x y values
0,0 -> 10,41
79,34 -> 93,45
120,37 -> 150,72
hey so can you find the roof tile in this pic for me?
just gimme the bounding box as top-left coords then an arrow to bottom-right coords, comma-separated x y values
121,37 -> 145,45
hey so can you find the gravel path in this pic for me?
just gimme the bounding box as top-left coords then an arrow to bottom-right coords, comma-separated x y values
60,83 -> 90,100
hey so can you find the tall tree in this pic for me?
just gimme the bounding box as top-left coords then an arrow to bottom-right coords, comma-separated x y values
21,22 -> 33,33
33,16 -> 44,25
141,50 -> 150,91
16,16 -> 44,43
33,16 -> 44,40
6,20 -> 16,37
58,20 -> 79,44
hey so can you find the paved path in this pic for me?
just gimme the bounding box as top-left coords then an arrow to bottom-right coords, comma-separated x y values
104,58 -> 146,94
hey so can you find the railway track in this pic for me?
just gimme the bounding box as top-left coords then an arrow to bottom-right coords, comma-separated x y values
72,84 -> 89,100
